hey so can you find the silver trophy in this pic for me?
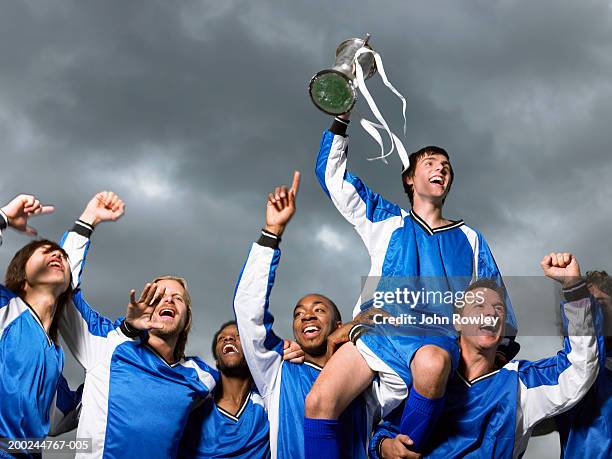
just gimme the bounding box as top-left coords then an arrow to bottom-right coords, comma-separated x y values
309,34 -> 377,115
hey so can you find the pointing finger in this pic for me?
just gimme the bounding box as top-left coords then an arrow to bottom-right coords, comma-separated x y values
290,171 -> 301,195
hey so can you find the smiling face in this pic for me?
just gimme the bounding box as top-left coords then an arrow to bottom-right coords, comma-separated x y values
292,294 -> 341,356
213,323 -> 249,376
458,287 -> 506,351
405,153 -> 453,204
24,244 -> 71,295
149,279 -> 189,339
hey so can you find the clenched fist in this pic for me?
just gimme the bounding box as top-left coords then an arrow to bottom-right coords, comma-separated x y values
540,252 -> 582,289
79,191 -> 125,227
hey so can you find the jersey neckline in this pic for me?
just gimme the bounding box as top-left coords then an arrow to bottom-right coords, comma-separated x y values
144,343 -> 182,367
409,210 -> 464,236
216,393 -> 251,422
23,300 -> 54,346
304,361 -> 323,371
456,368 -> 500,387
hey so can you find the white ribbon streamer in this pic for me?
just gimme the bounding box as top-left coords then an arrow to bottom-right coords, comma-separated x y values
353,47 -> 410,171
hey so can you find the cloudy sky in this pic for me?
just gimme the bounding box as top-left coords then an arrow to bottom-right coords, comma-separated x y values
1,1 -> 611,457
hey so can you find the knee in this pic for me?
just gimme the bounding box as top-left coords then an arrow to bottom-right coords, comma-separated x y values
412,345 -> 452,378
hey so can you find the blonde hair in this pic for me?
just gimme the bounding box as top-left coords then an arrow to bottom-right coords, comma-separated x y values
152,275 -> 192,361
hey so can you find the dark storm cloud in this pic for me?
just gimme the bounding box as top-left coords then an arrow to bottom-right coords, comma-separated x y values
1,1 -> 611,455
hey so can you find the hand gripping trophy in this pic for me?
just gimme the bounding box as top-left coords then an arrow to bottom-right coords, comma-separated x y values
308,34 -> 409,168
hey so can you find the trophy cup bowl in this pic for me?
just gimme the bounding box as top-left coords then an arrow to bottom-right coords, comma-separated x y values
309,35 -> 377,116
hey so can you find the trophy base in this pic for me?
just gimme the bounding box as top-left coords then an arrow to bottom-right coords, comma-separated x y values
309,69 -> 356,116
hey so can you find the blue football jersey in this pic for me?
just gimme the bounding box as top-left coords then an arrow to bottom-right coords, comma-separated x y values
369,290 -> 599,459
179,389 -> 270,459
233,240 -> 371,459
554,298 -> 611,459
60,227 -> 218,459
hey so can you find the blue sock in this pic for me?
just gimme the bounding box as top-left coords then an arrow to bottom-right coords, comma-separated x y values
304,417 -> 340,459
399,388 -> 446,452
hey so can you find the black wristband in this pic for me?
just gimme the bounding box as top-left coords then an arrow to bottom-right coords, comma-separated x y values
330,117 -> 350,136
120,319 -> 143,339
71,220 -> 95,238
0,209 -> 7,231
562,281 -> 589,302
257,229 -> 280,249
376,436 -> 388,458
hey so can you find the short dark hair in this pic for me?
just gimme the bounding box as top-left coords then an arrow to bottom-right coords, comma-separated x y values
212,320 -> 237,360
4,239 -> 73,343
461,278 -> 507,311
401,146 -> 454,206
586,271 -> 611,296
325,296 -> 342,324
294,294 -> 342,324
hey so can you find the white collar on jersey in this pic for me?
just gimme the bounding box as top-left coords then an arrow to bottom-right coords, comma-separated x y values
409,210 -> 464,236
216,394 -> 251,422
456,369 -> 500,387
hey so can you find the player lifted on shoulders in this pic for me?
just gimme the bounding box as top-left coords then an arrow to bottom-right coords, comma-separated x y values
304,113 -> 518,457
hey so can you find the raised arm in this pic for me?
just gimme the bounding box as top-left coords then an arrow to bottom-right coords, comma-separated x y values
315,117 -> 403,252
58,191 -> 127,369
233,172 -> 299,401
514,253 -> 599,433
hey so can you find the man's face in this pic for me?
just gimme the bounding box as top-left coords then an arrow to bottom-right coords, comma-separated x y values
458,287 -> 506,351
405,154 -> 452,203
214,324 -> 248,374
292,294 -> 341,356
588,283 -> 612,344
149,279 -> 189,339
25,245 -> 71,294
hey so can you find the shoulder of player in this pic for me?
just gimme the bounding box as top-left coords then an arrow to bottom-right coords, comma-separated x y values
183,355 -> 213,369
182,355 -> 219,378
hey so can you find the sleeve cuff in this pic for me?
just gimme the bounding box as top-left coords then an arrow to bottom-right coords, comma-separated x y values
0,209 -> 8,230
376,437 -> 386,458
562,281 -> 589,302
71,220 -> 95,238
257,229 -> 280,249
329,117 -> 350,136
120,319 -> 144,339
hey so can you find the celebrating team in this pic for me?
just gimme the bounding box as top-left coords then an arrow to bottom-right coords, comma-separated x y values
0,113 -> 609,459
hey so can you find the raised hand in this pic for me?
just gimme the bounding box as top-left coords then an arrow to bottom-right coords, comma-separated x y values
126,283 -> 166,331
1,194 -> 54,236
79,191 -> 125,227
283,339 -> 305,363
540,252 -> 582,288
265,171 -> 300,237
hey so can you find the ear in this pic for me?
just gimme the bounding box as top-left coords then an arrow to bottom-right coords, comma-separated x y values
335,321 -> 342,330
404,174 -> 414,186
